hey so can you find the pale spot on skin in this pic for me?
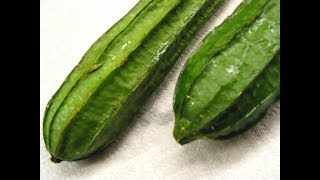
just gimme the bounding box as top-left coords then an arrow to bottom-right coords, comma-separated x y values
226,65 -> 239,74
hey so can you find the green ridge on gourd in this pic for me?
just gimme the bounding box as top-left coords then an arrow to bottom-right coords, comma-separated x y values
43,0 -> 225,162
173,0 -> 280,144
209,54 -> 280,140
178,53 -> 280,144
43,0 -> 155,151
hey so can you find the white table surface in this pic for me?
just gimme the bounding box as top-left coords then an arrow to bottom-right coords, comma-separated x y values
40,0 -> 280,179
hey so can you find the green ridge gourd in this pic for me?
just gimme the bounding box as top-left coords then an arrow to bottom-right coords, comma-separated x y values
43,0 -> 225,162
173,0 -> 280,144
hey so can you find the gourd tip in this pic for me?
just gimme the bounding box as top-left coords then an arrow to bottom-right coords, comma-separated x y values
50,156 -> 62,163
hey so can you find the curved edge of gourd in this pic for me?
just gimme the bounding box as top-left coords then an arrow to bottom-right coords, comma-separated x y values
42,0 -> 157,162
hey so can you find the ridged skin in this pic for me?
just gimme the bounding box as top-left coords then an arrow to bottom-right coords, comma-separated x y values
210,54 -> 280,140
43,0 -> 155,151
179,54 -> 280,144
173,0 -> 280,144
47,0 -> 181,157
43,0 -> 225,161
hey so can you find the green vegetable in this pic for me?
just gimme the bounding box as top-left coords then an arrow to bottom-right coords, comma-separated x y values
43,0 -> 225,162
173,0 -> 280,144
209,54 -> 280,140
179,54 -> 280,144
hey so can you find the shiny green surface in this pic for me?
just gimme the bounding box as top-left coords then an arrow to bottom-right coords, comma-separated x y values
179,54 -> 280,144
43,0 -> 225,161
43,0 -> 155,151
210,54 -> 280,139
173,0 -> 280,143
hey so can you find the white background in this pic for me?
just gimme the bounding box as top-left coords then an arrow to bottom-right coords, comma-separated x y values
40,0 -> 280,179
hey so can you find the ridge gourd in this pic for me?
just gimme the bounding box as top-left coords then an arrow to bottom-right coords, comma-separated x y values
43,0 -> 226,162
173,0 -> 280,144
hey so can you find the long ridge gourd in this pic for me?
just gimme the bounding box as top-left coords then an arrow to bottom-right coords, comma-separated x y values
179,54 -> 280,144
208,54 -> 280,140
43,0 -> 225,162
173,0 -> 280,144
